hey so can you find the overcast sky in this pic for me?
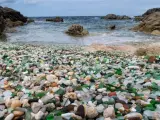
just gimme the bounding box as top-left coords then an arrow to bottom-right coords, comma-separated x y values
0,0 -> 159,17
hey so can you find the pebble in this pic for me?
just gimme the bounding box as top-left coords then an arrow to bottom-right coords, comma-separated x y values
13,110 -> 24,117
124,113 -> 143,120
86,106 -> 98,118
61,113 -> 74,120
0,109 -> 7,118
96,104 -> 105,113
40,94 -> 54,104
31,102 -> 43,113
103,106 -> 115,119
31,111 -> 44,120
11,100 -> 22,109
4,113 -> 14,120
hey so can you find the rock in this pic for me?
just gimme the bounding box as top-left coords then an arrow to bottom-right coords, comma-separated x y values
65,92 -> 77,100
0,105 -> 5,111
143,8 -> 160,16
102,14 -> 131,20
65,24 -> 89,37
135,48 -> 147,56
151,30 -> 160,35
45,103 -> 55,112
0,12 -> 5,35
103,106 -> 115,119
96,104 -> 105,113
13,110 -> 24,117
148,56 -> 156,63
109,25 -> 116,30
105,118 -> 112,120
134,16 -> 143,21
61,113 -> 74,120
27,19 -> 34,23
4,113 -> 14,120
0,6 -> 27,27
46,17 -> 63,22
21,99 -> 30,107
0,109 -> 7,118
86,106 -> 98,118
5,19 -> 24,27
11,100 -> 22,109
31,111 -> 44,120
115,103 -> 123,109
40,94 -> 54,104
3,90 -> 12,98
143,110 -> 155,119
5,98 -> 12,108
108,92 -> 117,97
75,105 -> 86,118
124,113 -> 143,120
31,102 -> 42,113
132,12 -> 160,36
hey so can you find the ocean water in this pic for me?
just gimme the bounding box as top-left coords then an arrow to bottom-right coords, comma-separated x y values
5,16 -> 160,45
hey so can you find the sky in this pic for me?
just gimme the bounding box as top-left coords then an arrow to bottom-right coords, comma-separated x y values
0,0 -> 159,17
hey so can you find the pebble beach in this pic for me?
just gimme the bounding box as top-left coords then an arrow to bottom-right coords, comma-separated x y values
0,42 -> 160,120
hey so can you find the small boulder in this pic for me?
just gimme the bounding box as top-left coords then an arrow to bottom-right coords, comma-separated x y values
46,17 -> 63,22
65,24 -> 89,37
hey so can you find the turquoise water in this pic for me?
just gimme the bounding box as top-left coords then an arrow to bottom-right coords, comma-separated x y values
6,16 -> 160,45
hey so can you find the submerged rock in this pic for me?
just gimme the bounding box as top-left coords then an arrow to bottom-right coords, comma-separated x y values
109,25 -> 116,30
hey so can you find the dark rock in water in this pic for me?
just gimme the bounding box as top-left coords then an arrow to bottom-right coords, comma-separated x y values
27,19 -> 35,23
65,24 -> 89,37
0,6 -> 27,28
102,14 -> 131,20
109,25 -> 116,30
132,12 -> 160,36
143,8 -> 160,17
46,17 -> 63,22
134,16 -> 143,21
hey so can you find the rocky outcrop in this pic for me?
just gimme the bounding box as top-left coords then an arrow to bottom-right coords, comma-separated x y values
132,12 -> 160,36
46,17 -> 63,22
65,24 -> 89,37
134,16 -> 143,21
102,14 -> 131,20
27,19 -> 35,23
142,8 -> 160,17
0,6 -> 27,27
0,9 -> 5,35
